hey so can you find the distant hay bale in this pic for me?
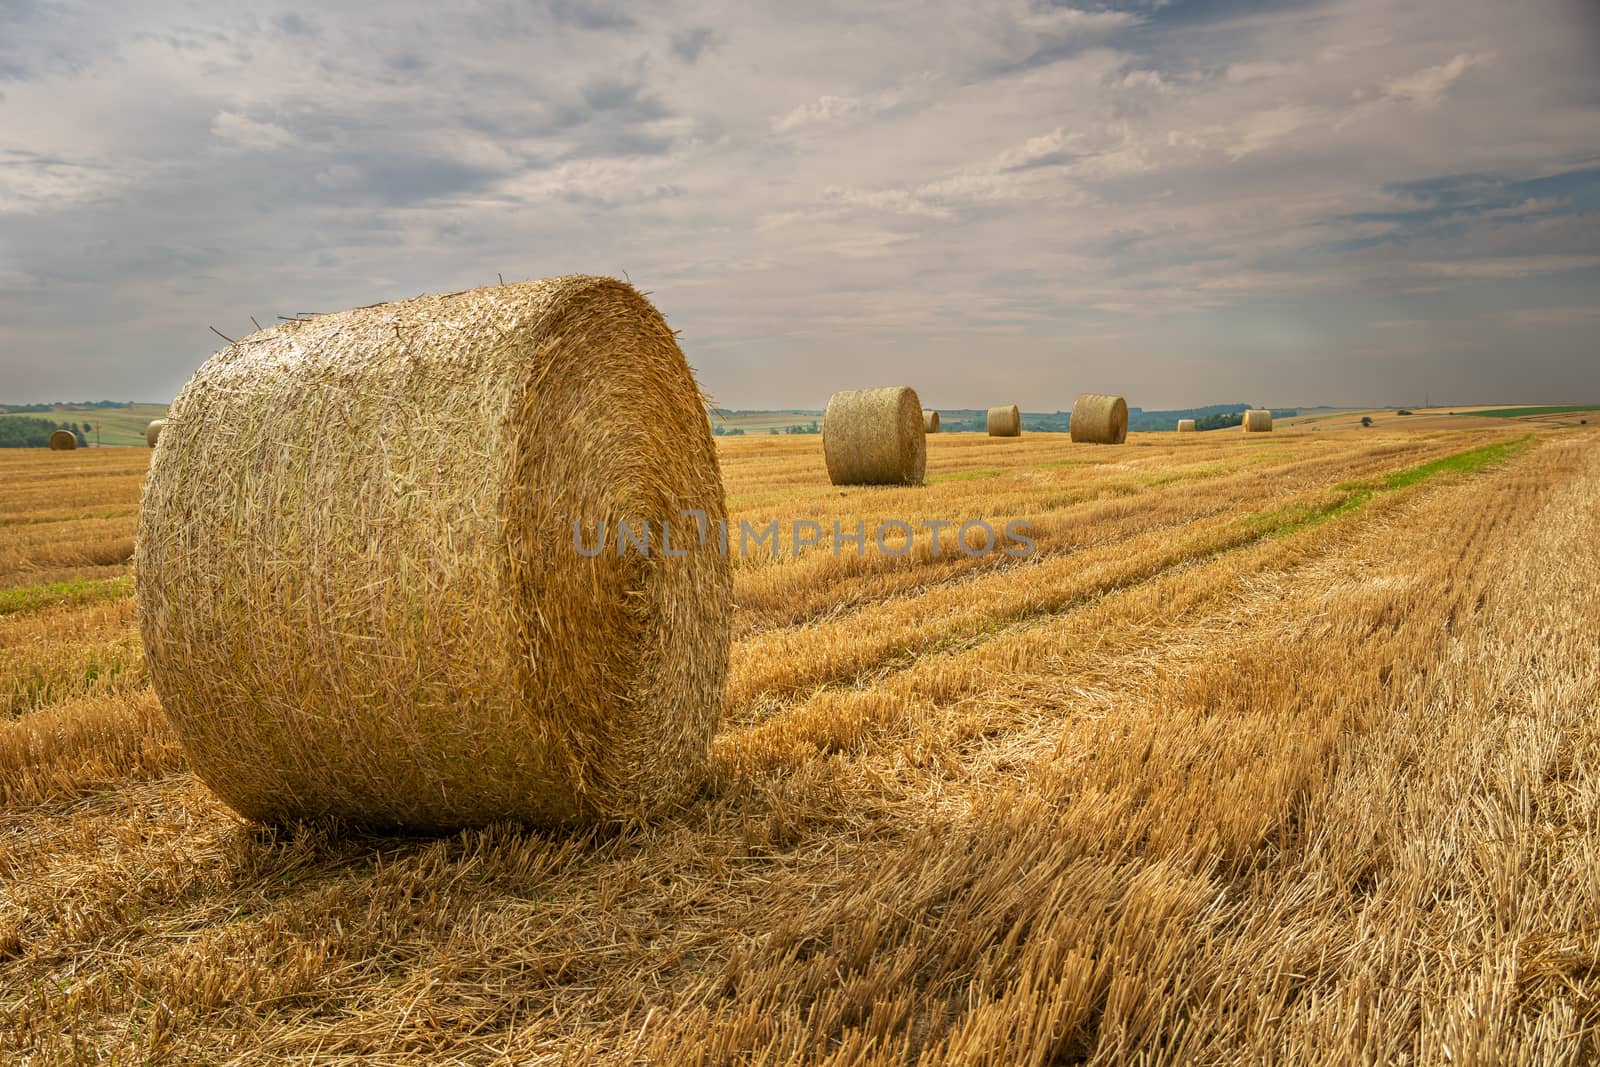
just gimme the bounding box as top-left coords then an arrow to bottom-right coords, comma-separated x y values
987,404 -> 1021,437
1176,419 -> 1197,433
1070,394 -> 1128,444
923,410 -> 940,434
136,276 -> 732,832
1242,409 -> 1274,433
146,420 -> 165,448
48,429 -> 77,451
822,387 -> 926,486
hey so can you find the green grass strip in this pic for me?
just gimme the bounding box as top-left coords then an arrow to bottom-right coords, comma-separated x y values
0,575 -> 134,617
926,468 -> 1003,483
1471,405 -> 1600,419
1378,436 -> 1531,489
775,436 -> 1534,701
1254,435 -> 1533,539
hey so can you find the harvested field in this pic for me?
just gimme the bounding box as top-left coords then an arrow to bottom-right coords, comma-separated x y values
2,424 -> 1598,1064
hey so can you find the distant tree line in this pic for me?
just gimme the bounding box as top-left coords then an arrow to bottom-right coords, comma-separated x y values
716,423 -> 823,435
712,422 -> 820,436
0,400 -> 125,413
0,418 -> 89,448
710,417 -> 821,437
1192,411 -> 1243,431
915,405 -> 1300,434
706,406 -> 1307,437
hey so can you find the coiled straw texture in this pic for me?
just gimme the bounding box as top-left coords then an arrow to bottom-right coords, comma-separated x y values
987,405 -> 1021,437
822,387 -> 926,486
136,276 -> 732,831
1070,394 -> 1128,444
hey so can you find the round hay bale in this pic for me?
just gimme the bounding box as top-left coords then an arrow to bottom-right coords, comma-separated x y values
1070,394 -> 1128,444
923,409 -> 940,434
987,404 -> 1021,437
146,419 -> 166,448
822,387 -> 926,486
1242,409 -> 1273,433
136,276 -> 732,832
48,429 -> 77,450
1176,419 -> 1197,433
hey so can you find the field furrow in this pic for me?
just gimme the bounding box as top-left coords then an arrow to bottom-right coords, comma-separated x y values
1,427 -> 1595,1064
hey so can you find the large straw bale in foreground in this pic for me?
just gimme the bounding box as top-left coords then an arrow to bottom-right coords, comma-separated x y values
1070,394 -> 1128,444
1176,419 -> 1197,433
987,404 -> 1021,437
48,429 -> 77,450
136,276 -> 732,831
1242,409 -> 1273,433
146,419 -> 165,448
923,410 -> 940,434
823,387 -> 926,486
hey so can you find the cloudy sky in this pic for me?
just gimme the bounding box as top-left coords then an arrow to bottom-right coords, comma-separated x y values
1,0 -> 1597,409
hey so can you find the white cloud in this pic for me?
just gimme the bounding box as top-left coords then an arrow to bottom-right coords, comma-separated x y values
1381,52 -> 1489,111
1482,197 -> 1566,219
1225,60 -> 1299,83
1423,255 -> 1600,279
0,0 -> 1595,407
1509,306 -> 1600,325
314,163 -> 363,190
1016,5 -> 1141,36
0,151 -> 124,214
211,111 -> 296,150
1225,105 -> 1325,160
999,126 -> 1081,169
1118,69 -> 1167,91
489,154 -> 685,208
774,94 -> 869,131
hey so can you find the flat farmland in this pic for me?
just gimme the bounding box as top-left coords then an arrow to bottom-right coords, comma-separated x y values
3,425 -> 1598,1064
0,404 -> 169,449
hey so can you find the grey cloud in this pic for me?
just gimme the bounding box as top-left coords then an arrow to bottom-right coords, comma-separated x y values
1001,148 -> 1083,172
560,182 -> 687,209
575,131 -> 677,158
274,12 -> 317,37
387,53 -> 427,75
578,77 -> 667,118
548,0 -> 635,31
0,0 -> 41,78
0,0 -> 107,81
1112,0 -> 1332,24
0,0 -> 1596,407
671,27 -> 716,63
342,157 -> 505,205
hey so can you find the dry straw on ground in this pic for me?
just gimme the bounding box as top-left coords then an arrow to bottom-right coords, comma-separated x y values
5,426 -> 1594,1063
822,387 -> 927,486
145,420 -> 165,448
135,276 -> 732,831
987,404 -> 1021,437
48,429 -> 77,451
923,410 -> 940,434
1071,394 -> 1129,444
1177,419 -> 1197,433
1243,409 -> 1274,433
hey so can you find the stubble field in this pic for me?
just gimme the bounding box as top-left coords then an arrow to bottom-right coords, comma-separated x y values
2,425 -> 1597,1064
